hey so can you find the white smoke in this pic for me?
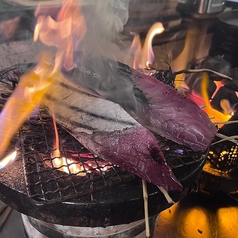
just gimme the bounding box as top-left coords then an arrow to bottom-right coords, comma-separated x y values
80,0 -> 132,64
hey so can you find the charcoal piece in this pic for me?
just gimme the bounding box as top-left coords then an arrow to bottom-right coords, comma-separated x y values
202,56 -> 234,80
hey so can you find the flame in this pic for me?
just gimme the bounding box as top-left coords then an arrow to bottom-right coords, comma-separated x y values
130,34 -> 142,69
132,22 -> 164,69
0,55 -> 56,159
171,29 -> 196,88
51,149 -> 87,176
50,106 -> 111,176
34,0 -> 87,70
50,106 -> 86,175
171,24 -> 209,88
200,73 -> 231,124
0,151 -> 17,170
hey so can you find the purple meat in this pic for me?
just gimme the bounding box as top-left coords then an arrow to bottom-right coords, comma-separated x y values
62,59 -> 217,152
130,68 -> 216,152
43,74 -> 183,191
43,61 -> 216,192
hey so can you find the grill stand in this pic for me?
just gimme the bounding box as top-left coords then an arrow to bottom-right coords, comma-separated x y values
22,214 -> 157,238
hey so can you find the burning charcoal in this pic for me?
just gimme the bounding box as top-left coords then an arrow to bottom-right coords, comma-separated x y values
207,143 -> 238,172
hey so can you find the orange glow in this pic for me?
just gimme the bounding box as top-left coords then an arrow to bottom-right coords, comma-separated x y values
217,207 -> 238,237
200,73 -> 230,124
50,107 -> 86,176
51,149 -> 87,176
50,108 -> 111,175
0,55 -> 56,159
34,0 -> 87,70
0,151 -> 17,170
51,148 -> 112,176
132,22 -> 164,69
171,29 -> 196,88
130,34 -> 142,69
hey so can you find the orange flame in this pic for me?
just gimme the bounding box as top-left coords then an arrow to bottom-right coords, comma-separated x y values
50,106 -> 86,175
0,151 -> 17,170
200,73 -> 231,124
50,107 -> 111,176
0,55 -> 56,159
34,0 -> 87,70
132,22 -> 164,69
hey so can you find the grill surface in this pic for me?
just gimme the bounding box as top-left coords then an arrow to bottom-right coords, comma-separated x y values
22,108 -> 136,204
0,63 -> 206,226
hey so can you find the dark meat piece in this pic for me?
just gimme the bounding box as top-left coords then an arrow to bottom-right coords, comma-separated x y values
62,57 -> 217,152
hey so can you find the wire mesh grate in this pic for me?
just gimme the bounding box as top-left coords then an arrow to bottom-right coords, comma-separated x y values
19,108 -> 135,204
0,63 -> 207,204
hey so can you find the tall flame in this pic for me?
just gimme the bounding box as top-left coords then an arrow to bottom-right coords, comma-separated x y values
200,73 -> 230,124
132,22 -> 164,69
34,0 -> 87,70
0,55 -> 56,159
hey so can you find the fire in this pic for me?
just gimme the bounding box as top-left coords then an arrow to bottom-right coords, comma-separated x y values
0,151 -> 17,170
34,0 -> 87,71
200,73 -> 231,124
50,107 -> 86,176
51,148 -> 111,176
51,149 -> 87,176
132,22 -> 164,69
50,107 -> 111,176
188,74 -> 231,127
0,55 -> 56,159
0,0 -> 87,161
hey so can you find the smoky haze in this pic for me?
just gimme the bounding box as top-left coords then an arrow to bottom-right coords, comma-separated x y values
35,0 -> 165,125
65,0 -> 165,123
67,0 -> 148,120
80,0 -> 131,64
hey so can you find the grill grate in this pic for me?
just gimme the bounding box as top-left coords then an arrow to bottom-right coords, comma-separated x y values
0,63 -> 135,204
19,109 -> 134,203
20,109 -> 135,204
0,63 -> 207,205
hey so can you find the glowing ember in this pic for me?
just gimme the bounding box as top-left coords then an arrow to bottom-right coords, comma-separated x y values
0,151 -> 17,170
51,107 -> 111,176
51,148 -> 112,176
51,149 -> 86,176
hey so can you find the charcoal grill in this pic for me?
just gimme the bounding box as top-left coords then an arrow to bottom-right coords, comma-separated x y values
0,1 -> 210,237
0,62 -> 207,231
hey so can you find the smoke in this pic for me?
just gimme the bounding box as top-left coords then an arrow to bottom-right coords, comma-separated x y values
35,0 -> 164,121
80,0 -> 131,64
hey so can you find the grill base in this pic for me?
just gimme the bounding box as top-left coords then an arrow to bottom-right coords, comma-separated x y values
22,214 -> 157,238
